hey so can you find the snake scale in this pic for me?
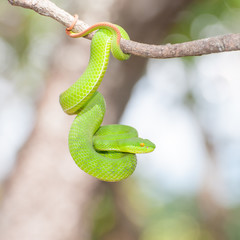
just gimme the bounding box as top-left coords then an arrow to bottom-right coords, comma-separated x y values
59,21 -> 155,182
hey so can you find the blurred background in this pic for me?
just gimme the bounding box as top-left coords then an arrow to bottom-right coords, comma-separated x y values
0,0 -> 240,239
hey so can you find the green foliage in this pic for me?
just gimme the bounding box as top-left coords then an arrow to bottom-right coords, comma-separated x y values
91,188 -> 116,240
225,207 -> 240,239
165,0 -> 240,43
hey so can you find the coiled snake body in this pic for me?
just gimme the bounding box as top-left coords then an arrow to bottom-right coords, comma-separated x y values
60,23 -> 155,182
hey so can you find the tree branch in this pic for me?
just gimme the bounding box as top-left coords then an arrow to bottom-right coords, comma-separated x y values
8,0 -> 240,58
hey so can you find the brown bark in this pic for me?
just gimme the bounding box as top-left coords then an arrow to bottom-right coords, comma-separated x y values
8,0 -> 240,58
0,0 -> 195,239
121,33 -> 240,58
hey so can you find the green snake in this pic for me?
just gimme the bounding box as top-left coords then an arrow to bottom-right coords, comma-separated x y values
59,21 -> 155,182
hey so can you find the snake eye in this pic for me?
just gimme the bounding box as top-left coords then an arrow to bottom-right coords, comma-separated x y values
140,143 -> 145,147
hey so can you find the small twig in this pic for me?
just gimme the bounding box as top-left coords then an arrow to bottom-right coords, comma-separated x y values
8,0 -> 240,58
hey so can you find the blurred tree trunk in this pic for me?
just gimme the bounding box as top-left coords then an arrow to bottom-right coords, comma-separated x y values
198,133 -> 227,240
0,0 -> 194,239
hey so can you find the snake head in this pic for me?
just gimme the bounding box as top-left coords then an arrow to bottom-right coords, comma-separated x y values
118,138 -> 155,154
134,138 -> 156,153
